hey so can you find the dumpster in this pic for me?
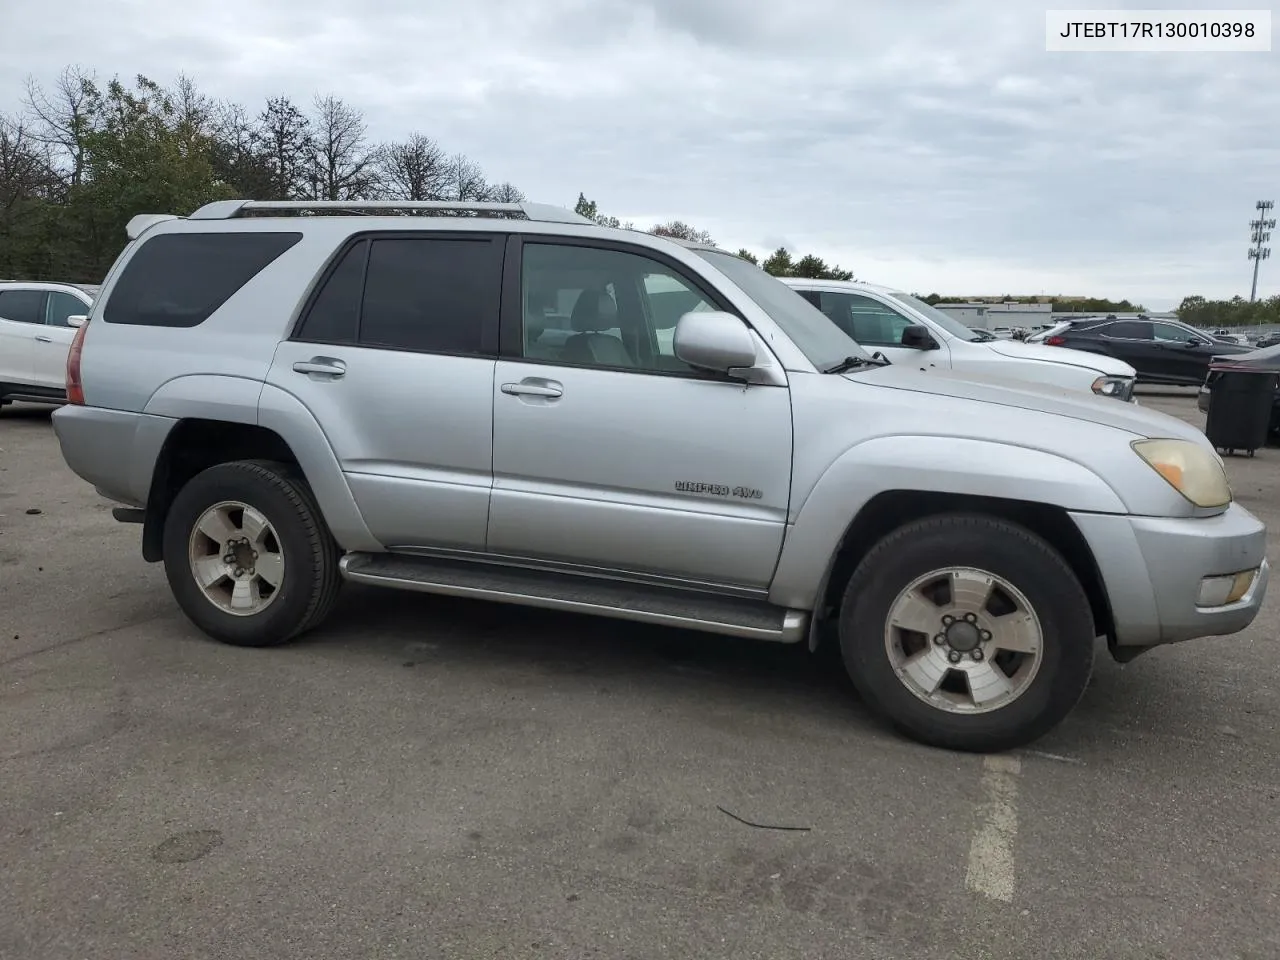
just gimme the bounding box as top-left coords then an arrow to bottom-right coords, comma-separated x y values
1203,364 -> 1278,457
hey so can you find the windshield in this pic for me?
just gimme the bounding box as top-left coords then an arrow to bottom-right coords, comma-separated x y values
695,250 -> 871,368
884,292 -> 984,342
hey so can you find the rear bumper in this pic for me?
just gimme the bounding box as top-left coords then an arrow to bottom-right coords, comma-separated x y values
1070,503 -> 1268,648
51,405 -> 175,507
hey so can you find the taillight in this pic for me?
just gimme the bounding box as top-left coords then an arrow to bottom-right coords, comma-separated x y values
66,320 -> 89,404
1044,335 -> 1066,346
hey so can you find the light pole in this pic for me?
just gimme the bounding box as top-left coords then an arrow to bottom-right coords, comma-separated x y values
1249,200 -> 1274,302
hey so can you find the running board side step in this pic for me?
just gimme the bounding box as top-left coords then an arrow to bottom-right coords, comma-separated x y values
339,553 -> 808,643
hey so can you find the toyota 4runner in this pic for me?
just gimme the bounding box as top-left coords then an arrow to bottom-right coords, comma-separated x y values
52,199 -> 1269,752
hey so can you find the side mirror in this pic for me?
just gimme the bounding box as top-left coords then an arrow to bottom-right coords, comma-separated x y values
66,314 -> 88,328
900,324 -> 938,350
673,311 -> 757,374
1184,338 -> 1198,348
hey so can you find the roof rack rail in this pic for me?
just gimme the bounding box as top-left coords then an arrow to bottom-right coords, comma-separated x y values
187,199 -> 592,225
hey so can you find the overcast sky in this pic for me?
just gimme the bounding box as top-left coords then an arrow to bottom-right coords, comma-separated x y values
2,0 -> 1276,309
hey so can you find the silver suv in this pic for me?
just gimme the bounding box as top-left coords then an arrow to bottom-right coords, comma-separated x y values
52,199 -> 1269,752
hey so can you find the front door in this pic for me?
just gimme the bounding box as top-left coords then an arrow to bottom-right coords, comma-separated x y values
1096,320 -> 1160,376
1151,321 -> 1216,384
488,237 -> 793,590
809,289 -> 950,369
265,233 -> 503,551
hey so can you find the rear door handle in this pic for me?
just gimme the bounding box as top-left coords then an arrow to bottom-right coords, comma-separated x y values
501,380 -> 563,399
292,358 -> 346,378
34,335 -> 52,343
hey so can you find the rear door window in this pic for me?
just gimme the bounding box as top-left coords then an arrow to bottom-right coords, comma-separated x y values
0,289 -> 47,325
104,231 -> 302,327
1102,321 -> 1151,339
356,236 -> 502,355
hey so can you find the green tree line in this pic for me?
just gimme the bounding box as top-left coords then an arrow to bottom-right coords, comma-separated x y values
1,67 -> 525,282
1176,294 -> 1280,328
915,293 -> 1145,312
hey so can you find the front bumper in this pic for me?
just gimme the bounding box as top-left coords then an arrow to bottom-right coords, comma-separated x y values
1070,503 -> 1269,649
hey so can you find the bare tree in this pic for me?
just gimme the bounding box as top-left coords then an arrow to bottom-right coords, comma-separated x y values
23,65 -> 100,188
209,101 -> 273,197
305,94 -> 380,201
443,152 -> 489,201
0,113 -> 56,213
487,181 -> 525,203
379,132 -> 449,200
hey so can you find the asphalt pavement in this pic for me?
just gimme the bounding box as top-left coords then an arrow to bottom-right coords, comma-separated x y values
2,391 -> 1278,960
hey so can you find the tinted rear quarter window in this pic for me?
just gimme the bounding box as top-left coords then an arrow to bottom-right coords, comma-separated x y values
296,240 -> 368,344
104,232 -> 302,327
357,237 -> 501,354
0,289 -> 47,324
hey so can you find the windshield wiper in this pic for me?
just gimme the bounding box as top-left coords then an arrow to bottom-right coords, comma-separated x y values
823,353 -> 891,374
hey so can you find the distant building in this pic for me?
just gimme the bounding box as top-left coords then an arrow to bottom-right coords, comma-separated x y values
933,302 -> 1179,330
934,301 -> 1053,330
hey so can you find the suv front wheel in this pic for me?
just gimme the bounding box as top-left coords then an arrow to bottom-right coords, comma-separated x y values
838,513 -> 1095,752
162,459 -> 342,647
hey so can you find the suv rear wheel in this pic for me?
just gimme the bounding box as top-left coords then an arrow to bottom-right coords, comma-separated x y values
162,459 -> 341,647
838,513 -> 1094,752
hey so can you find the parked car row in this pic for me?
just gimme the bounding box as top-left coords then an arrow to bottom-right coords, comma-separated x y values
41,198 -> 1267,755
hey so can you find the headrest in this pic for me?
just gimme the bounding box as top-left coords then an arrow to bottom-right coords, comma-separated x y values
570,287 -> 618,332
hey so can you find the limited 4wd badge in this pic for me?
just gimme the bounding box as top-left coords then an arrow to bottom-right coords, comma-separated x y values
675,481 -> 763,500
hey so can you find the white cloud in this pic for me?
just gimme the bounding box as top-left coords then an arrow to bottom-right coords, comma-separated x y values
1,0 -> 1276,308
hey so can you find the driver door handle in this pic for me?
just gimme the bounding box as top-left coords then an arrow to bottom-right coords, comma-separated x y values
292,358 -> 346,378
501,380 -> 563,399
34,334 -> 52,343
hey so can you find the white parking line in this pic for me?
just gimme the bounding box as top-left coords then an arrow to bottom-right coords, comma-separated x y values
964,754 -> 1022,903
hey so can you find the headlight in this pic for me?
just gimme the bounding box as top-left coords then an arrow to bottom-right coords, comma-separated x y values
1131,438 -> 1232,508
1092,375 -> 1135,401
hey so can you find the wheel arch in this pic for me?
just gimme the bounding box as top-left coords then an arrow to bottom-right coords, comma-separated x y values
769,437 -> 1124,651
802,490 -> 1116,652
142,398 -> 380,561
142,419 -> 300,562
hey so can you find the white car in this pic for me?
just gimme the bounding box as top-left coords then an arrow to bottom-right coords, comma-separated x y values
781,279 -> 1138,401
0,281 -> 95,408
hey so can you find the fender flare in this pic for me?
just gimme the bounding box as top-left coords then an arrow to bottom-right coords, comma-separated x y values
768,435 -> 1126,611
143,375 -> 380,553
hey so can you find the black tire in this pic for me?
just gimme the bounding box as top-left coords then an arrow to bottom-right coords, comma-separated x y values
162,459 -> 342,647
838,513 -> 1095,753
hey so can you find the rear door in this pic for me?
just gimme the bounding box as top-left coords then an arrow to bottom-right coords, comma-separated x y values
28,290 -> 89,389
0,289 -> 47,389
1094,320 -> 1160,374
266,232 -> 503,551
